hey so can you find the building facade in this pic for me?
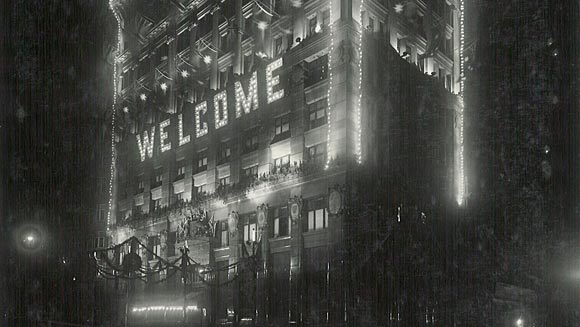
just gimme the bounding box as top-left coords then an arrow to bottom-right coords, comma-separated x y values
102,0 -> 462,325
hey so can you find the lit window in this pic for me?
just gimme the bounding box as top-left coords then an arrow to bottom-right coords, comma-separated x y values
220,222 -> 229,247
275,37 -> 283,56
304,55 -> 328,86
244,221 -> 257,242
322,9 -> 330,28
273,206 -> 289,237
176,159 -> 186,178
220,176 -> 230,187
244,127 -> 259,153
219,142 -> 231,164
308,16 -> 317,36
197,150 -> 208,171
197,184 -> 207,194
136,178 -> 145,194
148,235 -> 161,260
273,155 -> 290,172
307,197 -> 328,231
309,98 -> 327,129
275,115 -> 290,136
95,232 -> 107,249
151,199 -> 162,211
244,165 -> 259,177
308,143 -> 327,165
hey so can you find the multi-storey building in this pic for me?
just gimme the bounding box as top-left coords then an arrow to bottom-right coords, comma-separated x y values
103,0 -> 463,325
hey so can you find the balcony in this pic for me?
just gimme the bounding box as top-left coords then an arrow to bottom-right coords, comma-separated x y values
214,157 -> 344,203
117,198 -> 215,234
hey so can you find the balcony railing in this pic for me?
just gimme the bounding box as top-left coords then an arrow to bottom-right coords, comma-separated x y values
215,157 -> 344,203
117,158 -> 345,230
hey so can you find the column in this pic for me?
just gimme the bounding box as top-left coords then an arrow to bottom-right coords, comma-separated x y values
210,7 -> 220,90
233,0 -> 244,75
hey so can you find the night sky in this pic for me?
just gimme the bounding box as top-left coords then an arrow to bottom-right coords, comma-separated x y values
1,0 -> 579,326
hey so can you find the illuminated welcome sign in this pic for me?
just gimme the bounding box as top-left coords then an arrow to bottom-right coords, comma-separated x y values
135,58 -> 285,162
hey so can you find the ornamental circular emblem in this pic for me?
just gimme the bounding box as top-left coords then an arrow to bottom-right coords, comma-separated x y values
290,203 -> 300,220
257,210 -> 267,228
328,190 -> 342,215
228,211 -> 239,236
122,252 -> 142,273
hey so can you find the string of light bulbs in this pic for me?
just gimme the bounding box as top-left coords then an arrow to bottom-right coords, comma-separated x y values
324,0 -> 336,170
107,0 -> 122,231
355,0 -> 364,164
456,0 -> 466,206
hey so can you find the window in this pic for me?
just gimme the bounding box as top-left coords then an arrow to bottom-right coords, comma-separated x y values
417,14 -> 426,39
379,21 -> 385,35
136,177 -> 145,194
176,159 -> 186,179
176,192 -> 184,202
158,44 -> 169,64
219,141 -> 231,164
121,71 -> 132,90
322,9 -> 330,28
304,55 -> 328,86
273,206 -> 289,237
137,58 -> 150,78
273,155 -> 290,172
308,98 -> 327,129
308,143 -> 327,165
439,68 -> 446,84
152,168 -> 163,188
307,197 -> 328,231
94,232 -> 106,249
243,217 -> 257,242
275,36 -> 283,56
396,36 -> 403,54
197,150 -> 208,171
220,222 -> 229,247
244,127 -> 259,153
197,184 -> 207,194
133,205 -> 143,216
148,235 -> 161,260
177,30 -> 189,53
151,198 -> 162,211
275,115 -> 290,136
418,54 -> 425,72
445,37 -> 453,58
244,14 -> 253,38
219,176 -> 230,187
446,3 -> 454,27
446,74 -> 452,92
368,16 -> 375,31
98,207 -> 106,222
308,16 -> 318,36
244,165 -> 259,177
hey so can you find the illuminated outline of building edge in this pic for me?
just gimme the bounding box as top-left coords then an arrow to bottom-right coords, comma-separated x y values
456,0 -> 466,206
107,0 -> 122,231
355,0 -> 364,164
324,0 -> 336,170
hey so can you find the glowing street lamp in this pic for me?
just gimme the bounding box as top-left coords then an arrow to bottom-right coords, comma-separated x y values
20,227 -> 41,251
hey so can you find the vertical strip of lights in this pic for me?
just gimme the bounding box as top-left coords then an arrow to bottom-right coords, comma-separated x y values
456,0 -> 466,206
324,0 -> 336,170
107,0 -> 122,231
355,0 -> 364,164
